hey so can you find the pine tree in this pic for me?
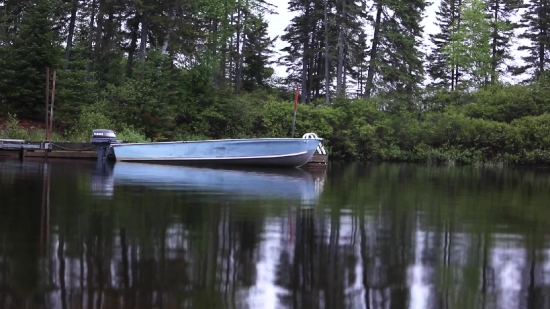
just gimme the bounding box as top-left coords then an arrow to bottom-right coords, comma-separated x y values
348,31 -> 369,96
0,0 -> 63,119
241,13 -> 277,92
280,0 -> 369,102
486,0 -> 520,82
334,0 -> 369,97
426,0 -> 462,90
385,0 -> 427,99
280,0 -> 323,103
513,0 -> 550,81
444,0 -> 493,89
364,0 -> 428,104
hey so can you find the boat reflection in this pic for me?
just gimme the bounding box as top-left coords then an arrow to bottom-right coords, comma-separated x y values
90,162 -> 326,203
89,160 -> 114,198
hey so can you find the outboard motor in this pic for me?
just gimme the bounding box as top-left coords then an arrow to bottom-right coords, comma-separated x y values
90,129 -> 117,161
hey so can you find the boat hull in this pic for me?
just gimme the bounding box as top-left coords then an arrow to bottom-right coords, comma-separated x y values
110,138 -> 322,167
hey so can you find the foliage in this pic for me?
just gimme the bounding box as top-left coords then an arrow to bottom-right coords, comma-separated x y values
3,113 -> 28,140
116,125 -> 150,143
65,104 -> 114,142
426,0 -> 461,90
444,0 -> 494,88
5,79 -> 550,166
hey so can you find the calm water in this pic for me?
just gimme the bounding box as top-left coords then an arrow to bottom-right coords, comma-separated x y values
1,159 -> 550,309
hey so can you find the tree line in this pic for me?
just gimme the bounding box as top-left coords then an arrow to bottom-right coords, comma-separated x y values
0,0 -> 550,165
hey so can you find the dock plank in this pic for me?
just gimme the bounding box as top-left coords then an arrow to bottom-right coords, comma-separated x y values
0,142 -> 45,150
0,150 -> 96,159
307,154 -> 328,164
0,139 -> 25,143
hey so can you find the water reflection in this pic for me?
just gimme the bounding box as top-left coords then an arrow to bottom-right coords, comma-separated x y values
1,161 -> 550,309
90,162 -> 326,204
90,161 -> 114,198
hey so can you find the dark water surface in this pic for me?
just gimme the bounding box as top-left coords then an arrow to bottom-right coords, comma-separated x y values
1,159 -> 550,309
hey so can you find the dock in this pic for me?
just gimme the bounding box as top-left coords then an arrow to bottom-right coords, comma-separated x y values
302,132 -> 328,170
0,140 -> 97,160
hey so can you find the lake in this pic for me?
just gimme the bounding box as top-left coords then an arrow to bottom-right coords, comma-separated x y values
0,159 -> 549,309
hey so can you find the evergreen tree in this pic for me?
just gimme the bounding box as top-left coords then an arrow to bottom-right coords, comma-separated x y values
280,0 -> 324,103
383,0 -> 427,102
241,13 -> 277,92
363,0 -> 428,105
426,0 -> 462,90
0,0 -> 63,118
280,0 -> 369,102
513,0 -> 550,81
444,0 -> 493,89
486,0 -> 520,82
334,0 -> 369,96
349,30 -> 369,96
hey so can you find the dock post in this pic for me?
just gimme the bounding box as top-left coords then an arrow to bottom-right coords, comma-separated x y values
45,67 -> 50,141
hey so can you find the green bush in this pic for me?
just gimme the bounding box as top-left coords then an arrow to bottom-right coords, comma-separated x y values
4,113 -> 27,140
66,104 -> 114,142
7,75 -> 550,167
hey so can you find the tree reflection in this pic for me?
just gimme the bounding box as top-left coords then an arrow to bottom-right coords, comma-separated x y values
0,161 -> 549,309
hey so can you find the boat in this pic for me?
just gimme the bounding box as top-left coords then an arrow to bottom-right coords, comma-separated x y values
108,133 -> 324,168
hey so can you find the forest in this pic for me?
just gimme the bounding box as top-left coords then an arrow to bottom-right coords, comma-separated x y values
1,0 -> 550,165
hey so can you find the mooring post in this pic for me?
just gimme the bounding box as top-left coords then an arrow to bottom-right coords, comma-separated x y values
49,70 -> 56,141
19,148 -> 25,161
45,67 -> 50,141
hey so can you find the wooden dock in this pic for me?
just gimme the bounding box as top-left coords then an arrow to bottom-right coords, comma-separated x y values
301,133 -> 329,170
303,153 -> 328,169
0,140 -> 97,160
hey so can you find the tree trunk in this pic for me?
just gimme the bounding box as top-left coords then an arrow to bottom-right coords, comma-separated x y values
126,14 -> 141,77
85,0 -> 97,74
490,0 -> 499,83
537,2 -> 546,78
63,0 -> 78,70
92,0 -> 105,72
235,2 -> 243,93
139,12 -> 148,61
161,7 -> 177,55
324,0 -> 330,103
301,3 -> 310,104
212,18 -> 220,86
236,15 -> 248,94
453,0 -> 462,90
228,11 -> 235,89
336,0 -> 346,96
365,3 -> 382,99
